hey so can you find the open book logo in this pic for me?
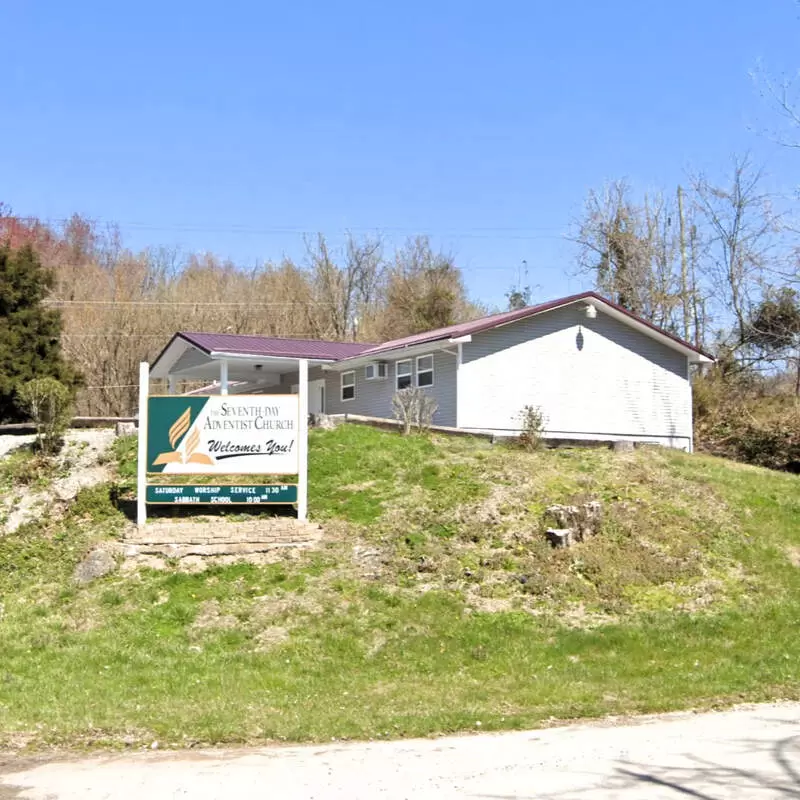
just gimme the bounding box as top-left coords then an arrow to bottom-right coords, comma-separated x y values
153,407 -> 215,466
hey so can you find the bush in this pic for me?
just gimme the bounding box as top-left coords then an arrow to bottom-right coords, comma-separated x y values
693,367 -> 800,470
16,377 -> 74,454
517,404 -> 546,450
0,446 -> 57,488
392,388 -> 439,435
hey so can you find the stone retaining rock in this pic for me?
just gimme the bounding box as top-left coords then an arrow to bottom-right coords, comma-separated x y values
74,547 -> 117,583
544,501 -> 603,548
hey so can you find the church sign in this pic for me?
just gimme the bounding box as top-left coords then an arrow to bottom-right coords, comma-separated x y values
147,395 -> 299,475
136,355 -> 310,526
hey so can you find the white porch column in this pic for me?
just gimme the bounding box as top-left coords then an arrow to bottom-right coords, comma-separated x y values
167,375 -> 176,395
219,359 -> 229,396
297,358 -> 309,521
137,361 -> 150,527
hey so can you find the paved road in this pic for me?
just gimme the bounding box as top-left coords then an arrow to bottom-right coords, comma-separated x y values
1,703 -> 799,799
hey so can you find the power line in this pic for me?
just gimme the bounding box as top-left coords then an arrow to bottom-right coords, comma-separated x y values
4,215 -> 568,242
47,299 -> 337,307
84,384 -> 139,390
38,259 -> 558,274
62,332 -> 330,339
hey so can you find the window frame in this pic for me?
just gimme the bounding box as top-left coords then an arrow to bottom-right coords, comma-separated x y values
396,359 -> 412,391
416,354 -> 434,388
341,370 -> 356,402
365,362 -> 387,381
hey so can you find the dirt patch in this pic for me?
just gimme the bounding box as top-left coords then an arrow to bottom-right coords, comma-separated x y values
253,626 -> 290,651
787,546 -> 800,567
556,602 -> 619,629
366,630 -> 388,656
468,596 -> 515,614
120,555 -> 169,573
252,593 -> 324,622
340,480 -> 377,492
191,600 -> 238,633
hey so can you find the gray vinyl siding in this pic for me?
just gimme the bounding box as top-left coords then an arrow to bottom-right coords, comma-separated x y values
324,350 -> 458,426
458,304 -> 692,448
274,366 -> 327,393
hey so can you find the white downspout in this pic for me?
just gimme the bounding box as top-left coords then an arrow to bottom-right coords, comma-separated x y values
456,342 -> 463,429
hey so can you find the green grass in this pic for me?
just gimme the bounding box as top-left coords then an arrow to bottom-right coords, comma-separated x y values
1,425 -> 799,749
308,425 -> 487,523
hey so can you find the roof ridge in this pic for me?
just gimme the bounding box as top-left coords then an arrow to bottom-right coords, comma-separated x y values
338,291 -> 713,361
178,330 -> 378,346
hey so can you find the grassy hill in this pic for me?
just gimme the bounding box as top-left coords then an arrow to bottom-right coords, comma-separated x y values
1,424 -> 799,749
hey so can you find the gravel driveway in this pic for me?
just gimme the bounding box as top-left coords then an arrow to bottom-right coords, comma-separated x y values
1,702 -> 798,799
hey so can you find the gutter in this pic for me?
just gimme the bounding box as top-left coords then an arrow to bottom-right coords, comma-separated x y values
326,336 -> 472,371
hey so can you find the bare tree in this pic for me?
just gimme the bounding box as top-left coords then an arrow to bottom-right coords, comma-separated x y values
575,181 -> 686,331
11,212 -> 481,416
305,232 -> 384,340
378,236 -> 474,339
690,155 -> 778,348
751,59 -> 800,150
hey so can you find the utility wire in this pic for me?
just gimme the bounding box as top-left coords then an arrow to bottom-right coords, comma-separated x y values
37,260 -> 555,273
4,215 -> 568,240
62,333 -> 332,338
47,300 -> 339,307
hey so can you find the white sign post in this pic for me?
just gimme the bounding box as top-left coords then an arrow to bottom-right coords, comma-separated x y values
297,358 -> 309,521
137,361 -> 150,527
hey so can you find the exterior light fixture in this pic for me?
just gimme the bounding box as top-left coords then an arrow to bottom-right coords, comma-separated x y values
584,303 -> 597,319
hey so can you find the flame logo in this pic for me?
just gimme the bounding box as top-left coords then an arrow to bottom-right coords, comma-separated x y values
169,408 -> 191,448
153,407 -> 215,467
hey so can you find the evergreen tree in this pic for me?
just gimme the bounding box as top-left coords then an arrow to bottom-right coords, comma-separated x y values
0,244 -> 79,421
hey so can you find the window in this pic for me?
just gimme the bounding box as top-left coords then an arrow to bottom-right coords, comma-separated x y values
365,362 -> 387,381
396,359 -> 412,390
341,371 -> 355,401
416,355 -> 434,388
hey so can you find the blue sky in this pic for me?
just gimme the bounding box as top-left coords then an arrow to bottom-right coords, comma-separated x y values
3,1 -> 799,309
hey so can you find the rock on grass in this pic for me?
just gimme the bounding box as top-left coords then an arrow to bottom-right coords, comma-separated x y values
74,547 -> 117,584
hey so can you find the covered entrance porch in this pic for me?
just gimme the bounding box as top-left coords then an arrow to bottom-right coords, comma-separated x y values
149,331 -> 369,407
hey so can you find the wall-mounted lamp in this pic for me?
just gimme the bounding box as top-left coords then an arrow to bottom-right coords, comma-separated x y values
584,303 -> 597,320
254,364 -> 263,371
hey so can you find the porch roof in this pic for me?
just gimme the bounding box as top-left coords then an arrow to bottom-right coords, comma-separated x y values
150,332 -> 374,381
170,331 -> 372,361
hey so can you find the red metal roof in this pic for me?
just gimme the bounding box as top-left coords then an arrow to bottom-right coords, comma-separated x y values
355,291 -> 713,360
178,331 -> 374,361
157,292 -> 712,371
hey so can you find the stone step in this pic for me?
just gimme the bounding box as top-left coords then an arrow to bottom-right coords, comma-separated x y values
122,540 -> 318,558
123,519 -> 322,547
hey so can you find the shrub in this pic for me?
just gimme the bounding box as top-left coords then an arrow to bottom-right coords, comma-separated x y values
693,367 -> 800,470
16,377 -> 74,454
391,388 -> 439,435
517,404 -> 546,450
